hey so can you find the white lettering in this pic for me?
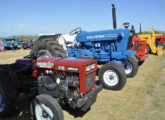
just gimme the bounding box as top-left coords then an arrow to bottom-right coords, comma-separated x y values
87,34 -> 117,39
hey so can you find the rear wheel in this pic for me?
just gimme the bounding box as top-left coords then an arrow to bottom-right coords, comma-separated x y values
30,94 -> 64,120
124,56 -> 138,78
0,72 -> 18,118
30,37 -> 67,59
99,63 -> 126,90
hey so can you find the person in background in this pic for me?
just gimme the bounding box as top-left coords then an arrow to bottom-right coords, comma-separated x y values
0,41 -> 4,52
0,42 -> 1,52
11,40 -> 15,52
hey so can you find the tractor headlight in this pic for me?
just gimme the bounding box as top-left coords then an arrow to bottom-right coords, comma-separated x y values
86,63 -> 95,72
86,66 -> 91,72
67,67 -> 78,71
95,43 -> 101,48
58,66 -> 65,70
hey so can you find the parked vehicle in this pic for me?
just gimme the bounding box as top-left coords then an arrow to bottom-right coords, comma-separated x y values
130,36 -> 148,65
138,28 -> 163,56
156,35 -> 165,48
0,56 -> 102,120
22,39 -> 37,49
2,38 -> 19,50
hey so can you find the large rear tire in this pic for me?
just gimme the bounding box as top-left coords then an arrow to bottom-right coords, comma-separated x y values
30,37 -> 67,59
0,72 -> 18,118
125,56 -> 138,78
99,63 -> 126,90
30,94 -> 64,120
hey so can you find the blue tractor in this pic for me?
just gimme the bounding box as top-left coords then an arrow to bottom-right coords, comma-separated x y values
3,38 -> 19,50
31,4 -> 138,90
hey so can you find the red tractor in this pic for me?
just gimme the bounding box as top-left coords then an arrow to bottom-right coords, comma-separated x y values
0,56 -> 102,120
156,35 -> 165,48
130,36 -> 148,65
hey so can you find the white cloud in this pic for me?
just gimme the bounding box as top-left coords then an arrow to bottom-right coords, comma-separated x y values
18,24 -> 29,27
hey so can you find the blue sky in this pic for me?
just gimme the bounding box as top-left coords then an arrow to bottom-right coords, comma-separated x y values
0,0 -> 165,37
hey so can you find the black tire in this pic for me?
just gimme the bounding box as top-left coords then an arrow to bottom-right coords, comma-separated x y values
30,36 -> 67,59
30,94 -> 64,120
138,60 -> 145,66
0,72 -> 18,118
145,45 -> 150,54
125,56 -> 138,78
98,63 -> 126,90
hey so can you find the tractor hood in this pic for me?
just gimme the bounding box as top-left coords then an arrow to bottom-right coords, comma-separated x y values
36,58 -> 97,73
76,29 -> 130,42
76,29 -> 132,52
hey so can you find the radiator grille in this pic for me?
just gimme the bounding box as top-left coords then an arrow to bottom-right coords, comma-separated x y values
86,72 -> 95,90
127,36 -> 133,50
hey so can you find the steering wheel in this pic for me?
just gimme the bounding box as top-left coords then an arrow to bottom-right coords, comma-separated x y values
69,27 -> 81,36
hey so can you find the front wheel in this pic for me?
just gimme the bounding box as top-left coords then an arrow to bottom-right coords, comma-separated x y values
30,94 -> 64,120
99,63 -> 126,90
124,56 -> 138,78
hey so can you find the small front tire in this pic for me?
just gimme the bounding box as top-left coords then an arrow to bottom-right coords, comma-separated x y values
30,94 -> 64,120
124,56 -> 138,78
99,63 -> 126,90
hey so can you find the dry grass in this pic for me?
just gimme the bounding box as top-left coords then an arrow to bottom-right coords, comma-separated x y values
137,68 -> 165,120
0,50 -> 165,120
0,49 -> 30,64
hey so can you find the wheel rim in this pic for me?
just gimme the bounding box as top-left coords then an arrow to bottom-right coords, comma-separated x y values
35,104 -> 54,120
37,50 -> 52,60
103,70 -> 119,86
125,63 -> 133,74
0,87 -> 5,112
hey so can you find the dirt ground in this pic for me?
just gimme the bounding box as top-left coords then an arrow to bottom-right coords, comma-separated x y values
0,49 -> 165,120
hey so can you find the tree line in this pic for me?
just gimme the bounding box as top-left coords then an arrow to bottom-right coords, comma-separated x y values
138,31 -> 165,35
0,31 -> 165,41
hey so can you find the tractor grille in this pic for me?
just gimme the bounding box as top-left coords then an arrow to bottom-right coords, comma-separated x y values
127,30 -> 135,50
127,36 -> 133,50
86,72 -> 95,90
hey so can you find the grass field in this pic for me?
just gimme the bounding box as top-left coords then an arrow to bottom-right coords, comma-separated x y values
0,49 -> 165,120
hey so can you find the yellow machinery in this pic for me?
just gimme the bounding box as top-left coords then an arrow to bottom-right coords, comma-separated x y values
138,28 -> 163,56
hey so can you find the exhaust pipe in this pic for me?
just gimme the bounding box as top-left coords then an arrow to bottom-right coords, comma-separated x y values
140,23 -> 142,34
112,4 -> 117,29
